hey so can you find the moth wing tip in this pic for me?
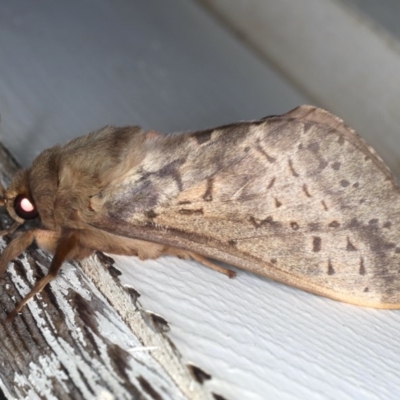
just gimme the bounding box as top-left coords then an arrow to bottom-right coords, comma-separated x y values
227,270 -> 236,279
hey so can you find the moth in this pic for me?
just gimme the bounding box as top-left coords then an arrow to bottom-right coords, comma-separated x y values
1,105 -> 399,321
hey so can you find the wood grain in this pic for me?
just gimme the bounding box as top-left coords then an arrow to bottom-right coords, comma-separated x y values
0,141 -> 216,400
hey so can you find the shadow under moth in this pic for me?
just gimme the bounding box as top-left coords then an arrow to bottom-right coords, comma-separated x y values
0,105 -> 399,321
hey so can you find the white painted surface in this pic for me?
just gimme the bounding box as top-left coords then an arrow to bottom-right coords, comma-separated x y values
1,0 -> 400,399
115,255 -> 400,400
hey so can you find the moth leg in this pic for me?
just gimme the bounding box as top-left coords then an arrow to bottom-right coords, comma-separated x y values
0,230 -> 35,276
188,252 -> 236,278
6,231 -> 78,322
0,228 -> 62,277
163,247 -> 236,278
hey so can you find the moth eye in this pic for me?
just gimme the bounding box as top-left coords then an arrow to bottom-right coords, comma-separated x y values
14,195 -> 38,220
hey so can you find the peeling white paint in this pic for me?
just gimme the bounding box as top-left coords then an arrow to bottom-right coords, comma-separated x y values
1,246 -> 211,399
97,390 -> 115,400
128,346 -> 159,353
27,358 -> 65,400
80,257 -> 212,400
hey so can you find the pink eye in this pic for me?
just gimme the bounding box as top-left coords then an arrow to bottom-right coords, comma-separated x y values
14,195 -> 38,220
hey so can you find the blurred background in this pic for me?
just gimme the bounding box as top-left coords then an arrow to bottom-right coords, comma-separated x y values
1,1 -> 400,399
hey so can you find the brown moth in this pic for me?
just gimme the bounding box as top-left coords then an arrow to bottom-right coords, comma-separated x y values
1,105 -> 399,321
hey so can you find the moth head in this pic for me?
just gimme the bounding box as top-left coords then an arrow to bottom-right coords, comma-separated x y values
0,170 -> 38,226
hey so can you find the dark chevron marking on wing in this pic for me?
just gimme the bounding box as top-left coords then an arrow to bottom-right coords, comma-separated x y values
203,178 -> 213,201
302,184 -> 311,197
267,177 -> 276,189
359,257 -> 366,275
346,237 -> 357,251
179,208 -> 204,215
288,159 -> 299,177
156,159 -> 186,191
275,198 -> 282,208
327,260 -> 335,275
312,236 -> 322,252
255,143 -> 276,163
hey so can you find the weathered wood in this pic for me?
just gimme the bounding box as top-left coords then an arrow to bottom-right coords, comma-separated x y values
0,143 -> 218,400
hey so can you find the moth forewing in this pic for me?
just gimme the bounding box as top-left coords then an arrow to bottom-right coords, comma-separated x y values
1,104 -> 400,321
87,105 -> 400,309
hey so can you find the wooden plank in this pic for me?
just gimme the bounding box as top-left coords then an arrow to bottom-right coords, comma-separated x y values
0,143 -> 216,400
